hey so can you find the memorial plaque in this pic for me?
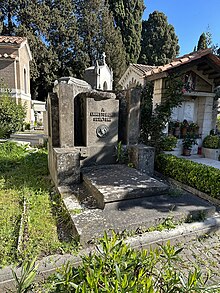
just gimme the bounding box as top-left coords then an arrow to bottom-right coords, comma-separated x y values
86,97 -> 119,146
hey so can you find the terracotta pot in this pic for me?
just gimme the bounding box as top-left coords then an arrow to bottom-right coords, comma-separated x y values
183,148 -> 191,156
181,127 -> 188,137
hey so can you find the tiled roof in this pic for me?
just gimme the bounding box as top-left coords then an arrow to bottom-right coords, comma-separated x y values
144,48 -> 213,77
130,64 -> 156,74
0,53 -> 17,59
0,36 -> 26,45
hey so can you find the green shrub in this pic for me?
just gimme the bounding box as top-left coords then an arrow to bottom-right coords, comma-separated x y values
24,122 -> 31,131
155,154 -> 220,198
202,135 -> 220,149
43,232 -> 217,292
0,86 -> 26,138
160,135 -> 178,151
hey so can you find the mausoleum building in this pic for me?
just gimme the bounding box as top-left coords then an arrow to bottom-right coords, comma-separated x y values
0,36 -> 32,121
119,49 -> 220,142
84,53 -> 113,90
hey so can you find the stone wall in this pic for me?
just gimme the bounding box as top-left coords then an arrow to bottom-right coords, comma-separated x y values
0,60 -> 15,89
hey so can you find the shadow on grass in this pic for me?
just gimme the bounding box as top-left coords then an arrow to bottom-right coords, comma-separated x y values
0,146 -> 77,251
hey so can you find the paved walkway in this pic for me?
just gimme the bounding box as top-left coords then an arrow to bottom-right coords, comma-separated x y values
177,154 -> 220,170
179,232 -> 220,286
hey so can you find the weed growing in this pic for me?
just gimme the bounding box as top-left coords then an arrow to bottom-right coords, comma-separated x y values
0,141 -> 78,267
39,232 -> 220,292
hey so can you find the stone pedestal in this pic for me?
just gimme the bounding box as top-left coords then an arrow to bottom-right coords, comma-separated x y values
52,148 -> 80,187
202,148 -> 220,160
128,144 -> 155,175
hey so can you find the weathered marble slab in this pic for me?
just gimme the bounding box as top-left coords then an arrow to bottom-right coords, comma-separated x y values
82,165 -> 169,209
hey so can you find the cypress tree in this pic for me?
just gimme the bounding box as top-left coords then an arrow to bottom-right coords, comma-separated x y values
139,11 -> 179,66
77,0 -> 127,87
0,0 -> 128,96
197,33 -> 207,51
0,0 -> 17,35
102,2 -> 127,87
108,0 -> 145,64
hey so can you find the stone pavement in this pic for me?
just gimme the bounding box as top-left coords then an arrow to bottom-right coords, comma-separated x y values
178,231 -> 220,286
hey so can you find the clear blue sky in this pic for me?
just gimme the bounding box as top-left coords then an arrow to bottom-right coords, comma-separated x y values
143,0 -> 219,56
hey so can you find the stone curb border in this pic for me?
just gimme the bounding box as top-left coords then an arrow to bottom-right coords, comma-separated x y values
166,176 -> 220,208
1,216 -> 220,291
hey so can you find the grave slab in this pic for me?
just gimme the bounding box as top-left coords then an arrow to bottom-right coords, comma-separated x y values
67,191 -> 216,245
82,165 -> 169,208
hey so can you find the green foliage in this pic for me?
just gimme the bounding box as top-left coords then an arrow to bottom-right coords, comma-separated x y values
116,141 -> 127,164
109,0 -> 145,63
140,75 -> 183,151
182,134 -> 197,150
139,11 -> 180,65
197,32 -> 208,51
77,0 -> 127,87
0,85 -> 26,138
1,0 -> 128,98
156,154 -> 220,198
203,135 -> 220,149
102,3 -> 127,87
217,116 -> 220,131
160,135 -> 177,151
0,141 -> 78,267
43,232 -> 217,292
12,257 -> 38,293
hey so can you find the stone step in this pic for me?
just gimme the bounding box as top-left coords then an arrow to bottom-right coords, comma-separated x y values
82,164 -> 169,209
66,191 -> 216,245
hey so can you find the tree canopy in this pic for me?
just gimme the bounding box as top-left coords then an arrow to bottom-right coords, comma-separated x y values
138,11 -> 179,66
0,0 -> 131,99
108,0 -> 145,64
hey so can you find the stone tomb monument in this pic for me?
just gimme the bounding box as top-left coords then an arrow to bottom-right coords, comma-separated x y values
47,77 -> 214,244
48,76 -> 155,188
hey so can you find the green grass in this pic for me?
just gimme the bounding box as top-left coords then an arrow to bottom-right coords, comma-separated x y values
0,141 -> 77,267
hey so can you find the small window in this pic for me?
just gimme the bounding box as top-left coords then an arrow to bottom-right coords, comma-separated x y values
24,68 -> 27,94
103,81 -> 108,90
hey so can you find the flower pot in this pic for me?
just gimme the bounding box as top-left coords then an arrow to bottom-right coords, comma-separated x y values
181,127 -> 188,137
183,148 -> 191,156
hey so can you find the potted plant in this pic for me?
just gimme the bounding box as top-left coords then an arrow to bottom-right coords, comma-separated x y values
174,121 -> 180,138
180,119 -> 189,137
160,135 -> 178,151
202,134 -> 220,160
189,122 -> 199,137
182,134 -> 197,156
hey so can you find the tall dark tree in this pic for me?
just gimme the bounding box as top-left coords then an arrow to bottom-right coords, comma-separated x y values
0,0 -> 18,35
44,0 -> 88,79
139,11 -> 179,66
77,0 -> 127,86
102,3 -> 127,86
108,0 -> 145,64
197,32 -> 207,51
196,29 -> 218,53
0,0 -> 128,97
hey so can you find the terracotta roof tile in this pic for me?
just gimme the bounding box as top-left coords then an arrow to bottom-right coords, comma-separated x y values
143,49 -> 214,78
0,36 -> 26,45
